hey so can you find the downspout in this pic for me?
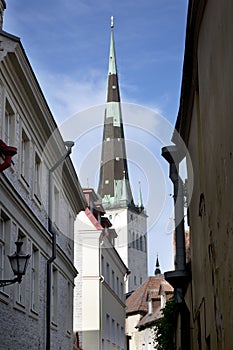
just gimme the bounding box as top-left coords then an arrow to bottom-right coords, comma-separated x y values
46,141 -> 74,350
161,145 -> 191,349
161,146 -> 189,294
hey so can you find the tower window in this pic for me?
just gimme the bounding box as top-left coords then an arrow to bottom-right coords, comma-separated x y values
116,157 -> 119,161
105,180 -> 109,184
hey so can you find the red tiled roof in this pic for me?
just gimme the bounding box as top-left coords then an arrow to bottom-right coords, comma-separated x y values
126,275 -> 165,315
85,207 -> 103,230
126,275 -> 173,329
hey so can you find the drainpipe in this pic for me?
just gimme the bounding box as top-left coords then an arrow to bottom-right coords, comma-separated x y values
161,146 -> 190,301
162,145 -> 191,350
46,141 -> 74,350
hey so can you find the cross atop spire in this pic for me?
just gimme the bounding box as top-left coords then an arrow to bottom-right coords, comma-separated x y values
97,18 -> 134,209
110,15 -> 114,29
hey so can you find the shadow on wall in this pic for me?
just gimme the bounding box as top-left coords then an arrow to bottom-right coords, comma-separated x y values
73,332 -> 83,350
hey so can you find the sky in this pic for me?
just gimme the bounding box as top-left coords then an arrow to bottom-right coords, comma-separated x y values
4,0 -> 189,275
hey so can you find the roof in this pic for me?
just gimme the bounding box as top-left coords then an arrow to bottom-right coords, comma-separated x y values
85,207 -> 103,230
126,275 -> 164,314
126,275 -> 173,329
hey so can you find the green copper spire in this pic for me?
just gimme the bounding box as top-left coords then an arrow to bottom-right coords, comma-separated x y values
98,17 -> 134,209
108,16 -> 117,76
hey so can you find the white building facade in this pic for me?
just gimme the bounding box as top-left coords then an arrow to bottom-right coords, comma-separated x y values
74,188 -> 128,350
0,2 -> 86,349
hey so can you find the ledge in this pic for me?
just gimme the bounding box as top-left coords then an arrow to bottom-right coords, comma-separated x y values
164,269 -> 191,289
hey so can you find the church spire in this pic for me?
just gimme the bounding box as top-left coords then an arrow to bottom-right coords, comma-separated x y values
154,255 -> 161,275
97,17 -> 134,209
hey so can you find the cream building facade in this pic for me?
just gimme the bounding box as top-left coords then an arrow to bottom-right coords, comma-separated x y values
164,0 -> 233,349
0,2 -> 86,349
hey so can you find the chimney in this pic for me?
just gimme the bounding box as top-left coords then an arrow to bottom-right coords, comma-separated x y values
0,0 -> 6,31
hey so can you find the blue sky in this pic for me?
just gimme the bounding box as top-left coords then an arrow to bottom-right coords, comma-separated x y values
4,0 -> 188,274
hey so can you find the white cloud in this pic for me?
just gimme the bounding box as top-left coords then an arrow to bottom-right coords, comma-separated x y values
35,69 -> 107,124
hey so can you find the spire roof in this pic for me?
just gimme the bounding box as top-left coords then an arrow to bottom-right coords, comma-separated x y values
97,17 -> 134,209
154,255 -> 161,275
108,17 -> 117,76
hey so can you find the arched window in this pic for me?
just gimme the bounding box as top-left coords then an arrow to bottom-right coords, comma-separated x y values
133,232 -> 135,248
140,236 -> 143,251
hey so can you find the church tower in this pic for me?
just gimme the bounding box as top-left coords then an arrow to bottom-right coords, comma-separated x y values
98,17 -> 148,292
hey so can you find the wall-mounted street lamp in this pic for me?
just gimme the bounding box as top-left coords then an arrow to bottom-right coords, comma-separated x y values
0,241 -> 30,288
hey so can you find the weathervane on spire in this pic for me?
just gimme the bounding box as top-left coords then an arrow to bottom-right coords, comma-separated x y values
111,15 -> 114,29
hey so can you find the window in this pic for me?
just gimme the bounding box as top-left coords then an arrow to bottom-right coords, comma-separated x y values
21,129 -> 30,185
134,276 -> 137,286
116,276 -> 119,297
144,236 -> 147,252
121,326 -> 125,349
128,230 -> 131,248
117,323 -> 120,347
102,339 -> 105,350
67,212 -> 73,241
132,232 -> 135,248
112,319 -> 115,344
4,99 -> 15,146
140,236 -> 143,251
106,314 -> 110,340
51,266 -> 58,324
136,234 -> 139,250
0,212 -> 10,292
106,263 -> 110,284
120,282 -> 124,301
112,270 -> 115,291
34,152 -> 41,201
67,281 -> 72,334
30,245 -> 39,312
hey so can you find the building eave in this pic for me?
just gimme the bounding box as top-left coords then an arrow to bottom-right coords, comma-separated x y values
173,0 -> 207,145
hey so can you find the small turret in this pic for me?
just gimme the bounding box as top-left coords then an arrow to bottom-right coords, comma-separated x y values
154,255 -> 161,275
